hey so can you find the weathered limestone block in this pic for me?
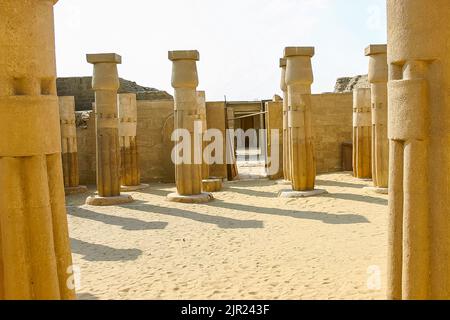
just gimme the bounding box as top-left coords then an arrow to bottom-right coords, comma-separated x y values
285,47 -> 316,191
352,88 -> 372,179
85,53 -> 133,206
118,93 -> 148,191
366,44 -> 389,190
168,50 -> 213,203
279,58 -> 291,182
59,96 -> 87,194
387,0 -> 450,300
0,0 -> 75,300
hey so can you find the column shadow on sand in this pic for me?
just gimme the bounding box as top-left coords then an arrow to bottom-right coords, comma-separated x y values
70,238 -> 142,262
224,186 -> 278,198
315,179 -> 368,189
206,200 -> 370,225
121,203 -> 264,229
322,193 -> 388,205
67,207 -> 168,231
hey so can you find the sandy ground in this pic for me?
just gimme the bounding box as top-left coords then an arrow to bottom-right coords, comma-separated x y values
66,172 -> 388,300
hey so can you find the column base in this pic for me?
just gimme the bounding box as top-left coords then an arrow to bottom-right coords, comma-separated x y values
167,192 -> 214,204
64,185 -> 88,195
202,179 -> 223,192
120,184 -> 150,192
278,188 -> 328,198
363,186 -> 388,195
356,177 -> 373,182
276,179 -> 292,185
85,194 -> 134,206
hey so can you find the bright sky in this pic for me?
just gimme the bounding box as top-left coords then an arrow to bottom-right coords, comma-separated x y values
54,0 -> 387,101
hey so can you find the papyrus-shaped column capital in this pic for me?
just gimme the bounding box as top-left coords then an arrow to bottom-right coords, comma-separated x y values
86,53 -> 122,91
365,44 -> 388,84
169,50 -> 200,89
284,47 -> 315,86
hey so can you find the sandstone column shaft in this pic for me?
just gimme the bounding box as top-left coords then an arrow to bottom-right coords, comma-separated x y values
169,51 -> 202,196
0,0 -> 75,300
59,96 -> 79,187
387,0 -> 450,300
87,54 -> 122,198
197,91 -> 209,180
366,45 -> 389,188
280,58 -> 290,181
118,93 -> 140,187
285,47 -> 316,191
352,88 -> 372,179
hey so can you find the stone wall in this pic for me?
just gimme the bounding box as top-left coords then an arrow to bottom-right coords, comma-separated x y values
311,92 -> 353,173
57,77 -> 172,111
205,101 -> 228,179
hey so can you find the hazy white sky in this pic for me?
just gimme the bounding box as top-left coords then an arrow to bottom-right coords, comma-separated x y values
54,0 -> 387,101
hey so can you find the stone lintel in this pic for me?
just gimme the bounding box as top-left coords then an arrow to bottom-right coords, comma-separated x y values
168,50 -> 200,61
279,58 -> 287,68
365,44 -> 387,56
284,47 -> 315,58
86,53 -> 122,64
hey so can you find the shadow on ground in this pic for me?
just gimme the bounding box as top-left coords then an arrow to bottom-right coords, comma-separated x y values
71,238 -> 142,262
121,203 -> 264,229
67,207 -> 168,231
206,200 -> 370,225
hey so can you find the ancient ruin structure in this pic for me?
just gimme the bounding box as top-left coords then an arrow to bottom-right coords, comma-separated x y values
265,97 -> 283,180
0,0 -> 75,299
279,58 -> 290,183
85,53 -> 133,206
365,44 -> 388,194
279,47 -> 326,198
117,93 -> 148,191
198,91 -> 222,192
352,88 -> 372,179
387,0 -> 450,300
167,50 -> 213,203
59,96 -> 88,194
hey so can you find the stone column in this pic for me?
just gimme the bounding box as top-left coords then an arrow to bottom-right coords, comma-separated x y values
279,47 -> 326,198
279,58 -> 291,184
59,96 -> 88,195
265,98 -> 283,180
364,44 -> 388,194
0,0 -> 75,299
117,93 -> 148,191
387,0 -> 450,300
352,88 -> 372,179
167,50 -> 213,203
85,53 -> 133,206
198,91 -> 222,192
